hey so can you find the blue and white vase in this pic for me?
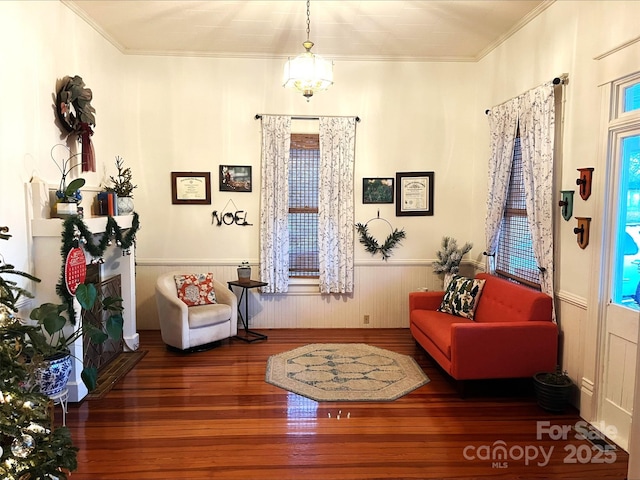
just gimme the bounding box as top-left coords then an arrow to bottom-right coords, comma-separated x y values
36,353 -> 73,397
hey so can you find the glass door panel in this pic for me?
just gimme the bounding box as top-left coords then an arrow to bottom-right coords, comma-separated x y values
613,133 -> 640,308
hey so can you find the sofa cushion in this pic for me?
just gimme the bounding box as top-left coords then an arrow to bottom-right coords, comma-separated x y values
174,273 -> 217,306
473,273 -> 552,323
188,303 -> 233,328
411,309 -> 474,359
438,276 -> 486,319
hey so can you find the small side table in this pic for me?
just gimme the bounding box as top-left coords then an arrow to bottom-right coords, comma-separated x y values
49,388 -> 69,426
228,279 -> 268,342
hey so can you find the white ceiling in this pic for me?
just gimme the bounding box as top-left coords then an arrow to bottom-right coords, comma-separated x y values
63,0 -> 550,62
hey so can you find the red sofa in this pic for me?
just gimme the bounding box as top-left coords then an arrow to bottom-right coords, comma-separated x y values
409,273 -> 558,380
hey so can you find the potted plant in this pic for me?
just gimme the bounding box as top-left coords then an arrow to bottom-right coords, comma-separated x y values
237,261 -> 251,284
105,155 -> 137,215
533,366 -> 573,413
51,145 -> 85,218
433,236 -> 473,289
29,282 -> 124,393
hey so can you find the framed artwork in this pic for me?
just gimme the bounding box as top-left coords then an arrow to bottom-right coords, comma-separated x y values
395,171 -> 434,216
220,165 -> 252,192
362,177 -> 394,204
171,172 -> 211,205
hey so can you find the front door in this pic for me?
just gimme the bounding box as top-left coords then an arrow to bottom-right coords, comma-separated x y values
599,121 -> 640,452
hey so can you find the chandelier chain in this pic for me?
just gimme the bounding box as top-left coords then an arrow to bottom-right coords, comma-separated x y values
306,0 -> 311,40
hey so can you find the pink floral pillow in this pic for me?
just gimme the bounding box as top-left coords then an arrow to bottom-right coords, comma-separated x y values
174,273 -> 217,306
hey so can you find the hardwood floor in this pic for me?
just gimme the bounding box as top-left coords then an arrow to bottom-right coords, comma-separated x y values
63,329 -> 629,479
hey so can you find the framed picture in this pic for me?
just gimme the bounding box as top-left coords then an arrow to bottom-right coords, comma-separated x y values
396,171 -> 434,216
171,172 -> 211,205
220,165 -> 252,192
362,177 -> 394,204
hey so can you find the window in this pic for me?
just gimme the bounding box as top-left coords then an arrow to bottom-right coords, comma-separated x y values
288,134 -> 320,278
623,82 -> 640,113
495,130 -> 540,288
615,76 -> 640,117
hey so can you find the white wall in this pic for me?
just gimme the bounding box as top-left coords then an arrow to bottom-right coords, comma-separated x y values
0,1 -> 125,301
121,55 -> 478,263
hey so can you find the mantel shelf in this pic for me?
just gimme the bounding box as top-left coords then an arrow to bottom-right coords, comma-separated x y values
31,215 -> 134,238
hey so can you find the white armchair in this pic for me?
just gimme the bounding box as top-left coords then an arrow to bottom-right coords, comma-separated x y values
155,271 -> 237,351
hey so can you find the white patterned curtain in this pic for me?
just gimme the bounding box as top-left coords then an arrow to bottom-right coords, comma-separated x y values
519,83 -> 555,297
259,115 -> 291,293
485,101 -> 518,272
318,117 -> 357,294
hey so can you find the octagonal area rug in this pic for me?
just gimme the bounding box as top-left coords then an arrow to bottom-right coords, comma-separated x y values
265,343 -> 429,401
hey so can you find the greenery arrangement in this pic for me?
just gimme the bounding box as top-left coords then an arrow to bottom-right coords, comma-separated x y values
355,222 -> 406,261
106,155 -> 137,198
432,236 -> 473,275
0,229 -> 78,478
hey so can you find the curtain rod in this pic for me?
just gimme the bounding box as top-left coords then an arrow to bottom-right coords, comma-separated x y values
255,114 -> 360,122
484,75 -> 568,115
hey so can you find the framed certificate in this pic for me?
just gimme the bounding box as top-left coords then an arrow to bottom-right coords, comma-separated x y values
396,171 -> 434,216
171,172 -> 211,205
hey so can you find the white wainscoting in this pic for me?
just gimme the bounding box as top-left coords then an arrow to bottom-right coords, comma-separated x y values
134,260 -> 478,330
556,290 -> 588,410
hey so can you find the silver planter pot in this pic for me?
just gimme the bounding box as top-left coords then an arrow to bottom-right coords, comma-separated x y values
117,196 -> 134,215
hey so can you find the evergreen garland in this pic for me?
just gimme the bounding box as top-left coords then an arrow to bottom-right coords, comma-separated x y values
355,222 -> 406,261
57,213 -> 140,322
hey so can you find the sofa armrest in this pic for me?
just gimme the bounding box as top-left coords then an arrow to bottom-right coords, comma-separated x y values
409,291 -> 445,312
450,321 -> 558,379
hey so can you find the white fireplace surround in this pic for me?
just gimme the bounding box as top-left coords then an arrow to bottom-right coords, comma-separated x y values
31,216 -> 139,402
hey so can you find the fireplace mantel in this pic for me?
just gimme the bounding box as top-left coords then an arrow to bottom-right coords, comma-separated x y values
31,215 -> 139,402
31,215 -> 134,237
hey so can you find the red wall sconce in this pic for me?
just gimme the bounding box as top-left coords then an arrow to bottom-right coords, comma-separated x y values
576,168 -> 594,200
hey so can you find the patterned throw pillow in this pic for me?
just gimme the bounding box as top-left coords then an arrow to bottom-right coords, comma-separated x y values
174,273 -> 217,306
438,275 -> 486,320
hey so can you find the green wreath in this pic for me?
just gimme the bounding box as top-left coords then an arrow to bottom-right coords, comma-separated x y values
355,222 -> 406,261
56,75 -> 95,135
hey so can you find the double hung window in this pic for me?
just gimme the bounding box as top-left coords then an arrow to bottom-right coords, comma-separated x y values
288,134 -> 320,278
495,130 -> 540,288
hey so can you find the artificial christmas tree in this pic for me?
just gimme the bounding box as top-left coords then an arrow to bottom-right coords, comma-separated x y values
0,227 -> 77,479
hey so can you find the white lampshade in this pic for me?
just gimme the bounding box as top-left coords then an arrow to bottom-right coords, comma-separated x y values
283,43 -> 333,101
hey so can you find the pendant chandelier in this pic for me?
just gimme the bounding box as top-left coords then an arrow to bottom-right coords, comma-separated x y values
283,0 -> 333,101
